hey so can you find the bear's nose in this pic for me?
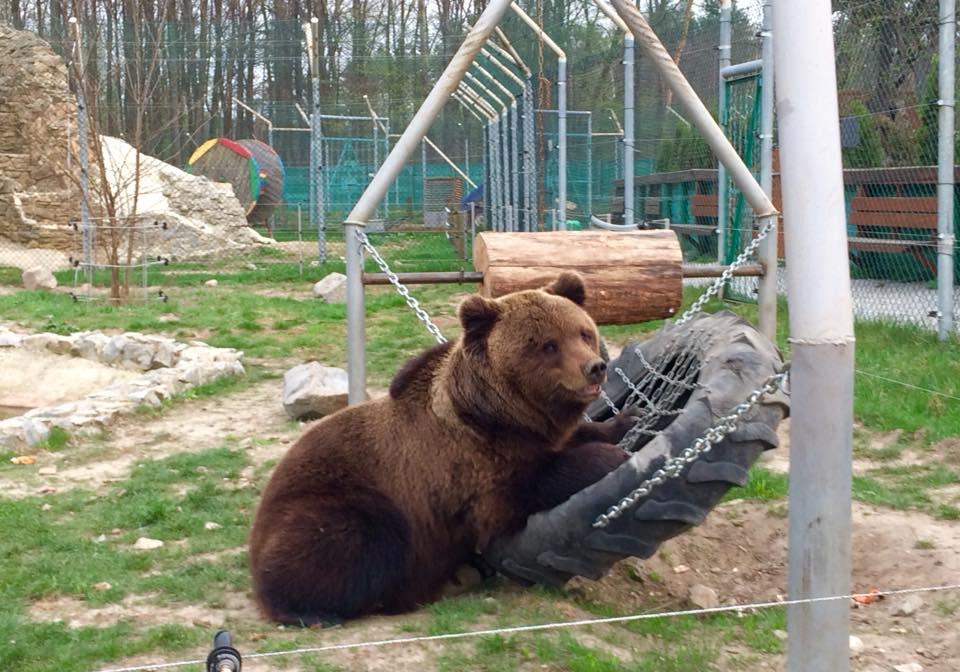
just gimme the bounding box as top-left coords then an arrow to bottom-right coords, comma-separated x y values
584,358 -> 607,383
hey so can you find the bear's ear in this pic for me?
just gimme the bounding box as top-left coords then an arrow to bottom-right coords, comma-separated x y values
544,271 -> 587,306
459,294 -> 501,355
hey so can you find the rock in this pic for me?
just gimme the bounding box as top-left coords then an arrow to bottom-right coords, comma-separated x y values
121,341 -> 154,370
894,594 -> 924,617
245,262 -> 258,271
689,584 -> 720,609
282,362 -> 351,419
93,534 -> 107,543
774,629 -> 788,641
38,466 -> 57,475
93,581 -> 112,591
0,330 -> 22,347
312,272 -> 348,303
849,635 -> 865,656
40,503 -> 52,511
204,521 -> 222,531
204,279 -> 218,287
893,663 -> 924,672
21,266 -> 57,290
672,564 -> 690,574
132,537 -> 164,550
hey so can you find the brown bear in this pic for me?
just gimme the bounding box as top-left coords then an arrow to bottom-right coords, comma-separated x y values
249,272 -> 636,625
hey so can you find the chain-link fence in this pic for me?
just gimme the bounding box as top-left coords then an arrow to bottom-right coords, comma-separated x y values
0,2 -> 956,329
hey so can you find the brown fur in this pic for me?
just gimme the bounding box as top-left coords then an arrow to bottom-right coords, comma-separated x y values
249,273 -> 631,625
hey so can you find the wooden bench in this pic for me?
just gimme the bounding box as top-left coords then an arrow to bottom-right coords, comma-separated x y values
847,193 -> 938,276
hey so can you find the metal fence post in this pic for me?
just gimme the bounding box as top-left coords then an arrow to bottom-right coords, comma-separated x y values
511,102 -> 520,232
558,58 -> 568,229
344,223 -> 366,404
587,112 -> 593,222
421,138 -> 427,224
757,0 -> 778,340
938,0 -> 956,339
68,19 -> 94,285
523,77 -> 537,230
770,1 -> 856,671
313,77 -> 326,263
717,0 -> 732,263
624,33 -> 635,228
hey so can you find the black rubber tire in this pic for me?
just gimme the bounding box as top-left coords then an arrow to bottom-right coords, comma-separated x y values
483,310 -> 789,587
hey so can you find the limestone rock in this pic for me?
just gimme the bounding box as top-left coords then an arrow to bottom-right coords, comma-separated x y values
313,272 -> 348,303
893,663 -> 924,672
132,537 -> 164,551
205,279 -> 218,288
689,584 -> 720,609
849,635 -> 864,656
282,362 -> 351,419
22,266 -> 57,290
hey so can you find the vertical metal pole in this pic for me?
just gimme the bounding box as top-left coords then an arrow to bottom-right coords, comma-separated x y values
502,110 -> 513,231
344,223 -> 366,404
511,102 -> 520,232
587,112 -> 593,222
69,19 -> 94,286
313,76 -> 326,263
470,201 -> 477,250
717,0 -> 731,263
623,34 -> 635,228
421,139 -> 428,225
558,58 -> 568,230
483,122 -> 490,228
938,0 -> 956,340
297,204 -> 304,277
465,137 -> 470,184
523,78 -> 537,230
774,1 -> 855,671
490,119 -> 503,231
757,0 -> 777,340
372,118 -> 381,220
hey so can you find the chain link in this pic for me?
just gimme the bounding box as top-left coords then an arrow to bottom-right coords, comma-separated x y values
355,230 -> 448,344
676,215 -> 777,326
593,367 -> 789,529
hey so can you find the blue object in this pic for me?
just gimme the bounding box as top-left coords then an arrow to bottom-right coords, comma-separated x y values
462,184 -> 484,208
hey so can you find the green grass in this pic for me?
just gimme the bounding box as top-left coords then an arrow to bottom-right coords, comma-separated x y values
0,447 -> 256,671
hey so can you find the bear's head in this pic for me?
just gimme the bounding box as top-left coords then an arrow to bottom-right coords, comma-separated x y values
456,272 -> 606,432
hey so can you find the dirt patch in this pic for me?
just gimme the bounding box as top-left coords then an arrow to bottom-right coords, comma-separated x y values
571,499 -> 960,671
30,591 -> 255,630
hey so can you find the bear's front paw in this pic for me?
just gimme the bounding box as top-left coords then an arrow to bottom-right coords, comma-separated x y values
606,406 -> 646,443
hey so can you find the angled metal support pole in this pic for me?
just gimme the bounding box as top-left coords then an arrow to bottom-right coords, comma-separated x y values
342,0 -> 516,403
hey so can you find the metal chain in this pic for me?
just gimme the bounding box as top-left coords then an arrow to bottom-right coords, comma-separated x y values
355,230 -> 448,344
676,214 -> 777,326
593,367 -> 789,529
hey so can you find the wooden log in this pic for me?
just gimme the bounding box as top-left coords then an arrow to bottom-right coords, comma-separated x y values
473,230 -> 682,325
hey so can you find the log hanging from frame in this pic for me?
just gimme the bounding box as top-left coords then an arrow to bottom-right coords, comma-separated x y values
473,230 -> 683,325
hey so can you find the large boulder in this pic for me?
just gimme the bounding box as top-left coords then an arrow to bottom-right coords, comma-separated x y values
98,136 -> 274,260
282,362 -> 351,420
21,266 -> 57,290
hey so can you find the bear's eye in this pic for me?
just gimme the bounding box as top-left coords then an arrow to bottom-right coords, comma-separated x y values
542,340 -> 558,355
581,330 -> 594,344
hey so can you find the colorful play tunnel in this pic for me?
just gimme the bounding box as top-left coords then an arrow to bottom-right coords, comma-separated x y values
187,138 -> 285,225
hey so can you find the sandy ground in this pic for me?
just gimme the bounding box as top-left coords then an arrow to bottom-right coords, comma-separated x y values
0,348 -> 141,409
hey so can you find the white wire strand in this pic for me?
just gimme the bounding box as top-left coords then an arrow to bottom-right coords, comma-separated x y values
92,583 -> 960,672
